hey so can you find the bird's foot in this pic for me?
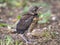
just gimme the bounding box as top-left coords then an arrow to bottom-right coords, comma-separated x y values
26,40 -> 32,44
25,40 -> 32,45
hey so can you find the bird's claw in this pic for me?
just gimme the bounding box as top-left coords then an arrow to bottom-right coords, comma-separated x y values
25,40 -> 32,44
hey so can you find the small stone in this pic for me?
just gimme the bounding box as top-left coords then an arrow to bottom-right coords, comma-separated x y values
51,16 -> 56,21
7,26 -> 11,29
9,18 -> 12,21
43,27 -> 47,30
55,32 -> 59,35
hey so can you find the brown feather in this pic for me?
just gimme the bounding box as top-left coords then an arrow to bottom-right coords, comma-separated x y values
16,6 -> 39,34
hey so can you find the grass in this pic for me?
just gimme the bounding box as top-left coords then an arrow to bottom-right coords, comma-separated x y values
0,23 -> 7,27
0,35 -> 23,45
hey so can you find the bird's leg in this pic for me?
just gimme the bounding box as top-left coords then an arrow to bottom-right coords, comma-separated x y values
19,34 -> 32,44
20,34 -> 28,42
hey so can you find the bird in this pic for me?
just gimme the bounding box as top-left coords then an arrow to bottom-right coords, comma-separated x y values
16,6 -> 39,43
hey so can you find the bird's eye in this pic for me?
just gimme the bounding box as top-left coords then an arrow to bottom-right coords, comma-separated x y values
31,9 -> 36,13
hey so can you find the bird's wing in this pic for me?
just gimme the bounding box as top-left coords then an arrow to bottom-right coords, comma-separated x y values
16,15 -> 34,30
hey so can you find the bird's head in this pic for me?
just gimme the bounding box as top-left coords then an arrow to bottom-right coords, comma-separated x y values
28,6 -> 39,15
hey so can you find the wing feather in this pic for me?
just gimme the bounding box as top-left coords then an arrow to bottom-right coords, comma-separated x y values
16,15 -> 34,30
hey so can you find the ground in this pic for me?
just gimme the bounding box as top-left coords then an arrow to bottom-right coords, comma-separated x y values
0,0 -> 60,45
